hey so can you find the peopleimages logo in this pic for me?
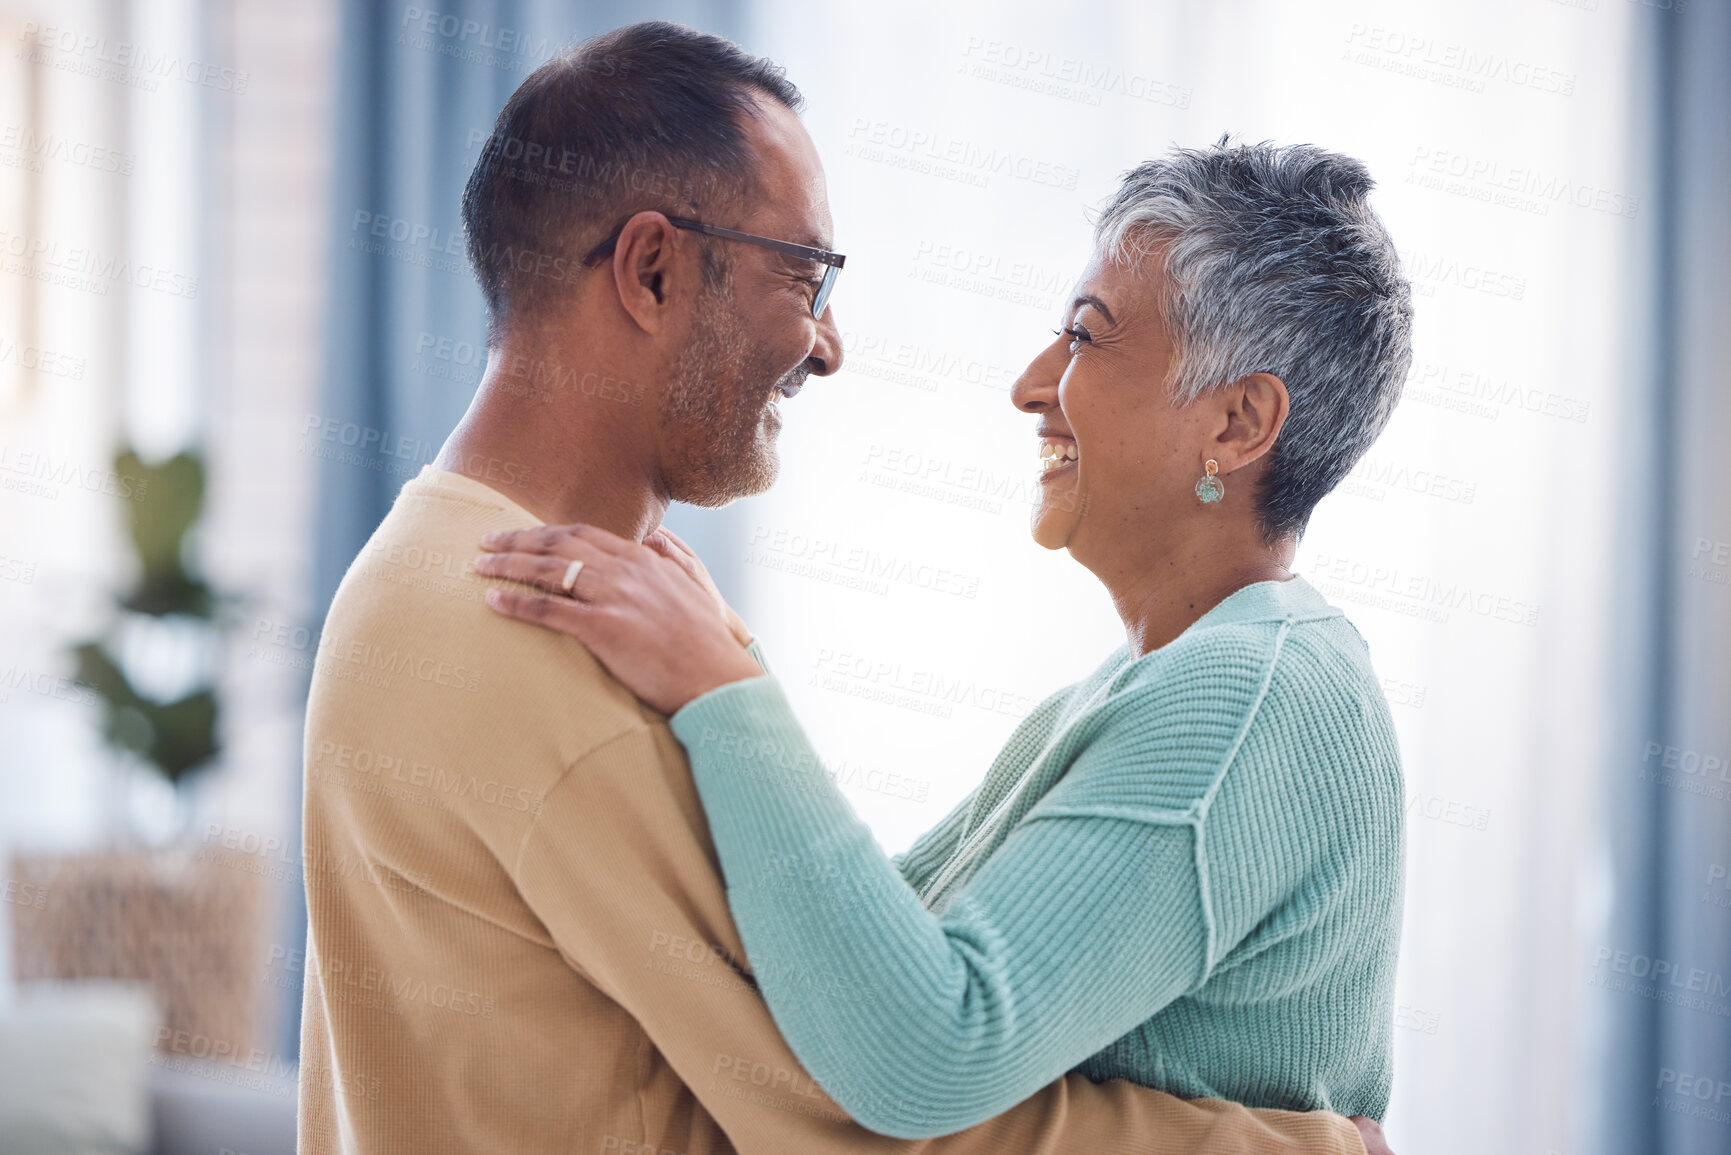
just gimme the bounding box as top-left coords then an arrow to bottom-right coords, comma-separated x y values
958,37 -> 1192,109
398,7 -> 560,73
0,337 -> 86,380
1343,24 -> 1577,96
846,118 -> 1080,192
17,21 -> 249,93
0,444 -> 150,502
1408,146 -> 1639,219
0,124 -> 133,175
1590,946 -> 1731,1014
313,630 -> 483,693
1654,1068 -> 1731,1127
0,228 -> 199,299
747,524 -> 981,600
1398,248 -> 1526,301
839,329 -> 1021,394
1403,360 -> 1591,425
1305,550 -> 1540,628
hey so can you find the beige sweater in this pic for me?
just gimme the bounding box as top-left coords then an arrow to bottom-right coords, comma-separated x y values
296,466 -> 1367,1155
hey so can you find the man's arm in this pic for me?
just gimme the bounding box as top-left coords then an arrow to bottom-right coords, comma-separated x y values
510,723 -> 1367,1155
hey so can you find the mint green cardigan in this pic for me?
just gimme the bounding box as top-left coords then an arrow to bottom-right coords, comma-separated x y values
669,576 -> 1404,1137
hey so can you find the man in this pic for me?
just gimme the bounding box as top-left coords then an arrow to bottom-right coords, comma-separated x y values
297,21 -> 1388,1154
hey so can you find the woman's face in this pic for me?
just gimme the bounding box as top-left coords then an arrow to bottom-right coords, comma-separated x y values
1012,251 -> 1219,561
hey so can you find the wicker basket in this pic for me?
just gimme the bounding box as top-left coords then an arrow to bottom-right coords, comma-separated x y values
9,846 -> 271,1056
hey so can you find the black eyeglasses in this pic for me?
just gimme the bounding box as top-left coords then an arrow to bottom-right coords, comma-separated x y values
580,215 -> 846,319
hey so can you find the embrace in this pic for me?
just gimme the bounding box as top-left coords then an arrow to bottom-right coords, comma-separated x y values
299,20 -> 1412,1155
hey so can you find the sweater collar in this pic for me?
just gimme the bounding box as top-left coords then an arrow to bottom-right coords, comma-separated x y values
413,465 -> 544,526
1189,573 -> 1339,631
1096,574 -> 1341,677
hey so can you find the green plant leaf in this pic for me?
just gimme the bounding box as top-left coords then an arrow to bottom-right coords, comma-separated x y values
114,449 -> 212,618
146,689 -> 220,785
72,642 -> 141,712
72,446 -> 224,789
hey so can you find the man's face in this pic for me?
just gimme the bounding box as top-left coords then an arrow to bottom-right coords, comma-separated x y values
658,95 -> 844,508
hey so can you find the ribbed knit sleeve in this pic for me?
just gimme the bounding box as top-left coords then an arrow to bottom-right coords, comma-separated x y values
888,786 -> 976,890
671,675 -> 1220,1138
737,635 -> 968,892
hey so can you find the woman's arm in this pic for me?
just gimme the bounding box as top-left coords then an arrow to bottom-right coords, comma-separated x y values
473,522 -> 1215,1136
888,783 -> 977,888
671,674 -> 1212,1139
472,523 -> 1389,1150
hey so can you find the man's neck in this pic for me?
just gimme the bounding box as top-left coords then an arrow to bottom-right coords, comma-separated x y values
432,337 -> 668,542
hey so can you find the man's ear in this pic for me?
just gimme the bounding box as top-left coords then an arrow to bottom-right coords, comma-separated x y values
1212,372 -> 1290,470
609,211 -> 681,335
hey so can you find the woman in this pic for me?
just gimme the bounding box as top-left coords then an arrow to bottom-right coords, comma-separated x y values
474,140 -> 1412,1138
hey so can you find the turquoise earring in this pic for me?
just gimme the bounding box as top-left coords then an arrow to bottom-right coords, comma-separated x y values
1195,459 -> 1224,504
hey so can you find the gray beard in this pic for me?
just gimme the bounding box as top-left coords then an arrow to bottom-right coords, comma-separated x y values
661,291 -> 803,507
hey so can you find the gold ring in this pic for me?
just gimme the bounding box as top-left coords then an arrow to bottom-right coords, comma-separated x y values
560,560 -> 584,594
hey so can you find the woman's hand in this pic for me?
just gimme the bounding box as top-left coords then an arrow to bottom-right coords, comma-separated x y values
641,526 -> 753,648
1350,1116 -> 1395,1155
475,524 -> 764,715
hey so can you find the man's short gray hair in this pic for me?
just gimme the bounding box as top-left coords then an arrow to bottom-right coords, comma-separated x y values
1095,138 -> 1413,540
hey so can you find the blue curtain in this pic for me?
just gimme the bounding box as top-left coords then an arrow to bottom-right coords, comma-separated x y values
286,0 -> 745,1057
1601,4 -> 1731,1153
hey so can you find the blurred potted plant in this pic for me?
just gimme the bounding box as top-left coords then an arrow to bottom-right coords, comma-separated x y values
10,446 -> 268,1063
73,446 -> 221,829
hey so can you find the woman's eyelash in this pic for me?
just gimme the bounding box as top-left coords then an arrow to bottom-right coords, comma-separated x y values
1056,326 -> 1091,345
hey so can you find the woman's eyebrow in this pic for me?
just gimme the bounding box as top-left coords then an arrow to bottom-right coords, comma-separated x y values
1071,294 -> 1116,324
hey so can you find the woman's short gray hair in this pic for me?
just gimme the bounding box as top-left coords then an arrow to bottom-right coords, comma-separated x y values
1095,138 -> 1413,540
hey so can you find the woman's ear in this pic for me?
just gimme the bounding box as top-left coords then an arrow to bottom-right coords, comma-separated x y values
1213,372 -> 1290,470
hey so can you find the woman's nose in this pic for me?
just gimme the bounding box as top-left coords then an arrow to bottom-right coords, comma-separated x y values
1010,336 -> 1068,413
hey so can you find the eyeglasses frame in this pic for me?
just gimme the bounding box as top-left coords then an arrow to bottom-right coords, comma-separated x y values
580,214 -> 845,319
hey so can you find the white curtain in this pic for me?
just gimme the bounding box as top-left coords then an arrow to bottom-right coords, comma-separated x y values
734,2 -> 1642,1151
0,0 -> 341,1047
